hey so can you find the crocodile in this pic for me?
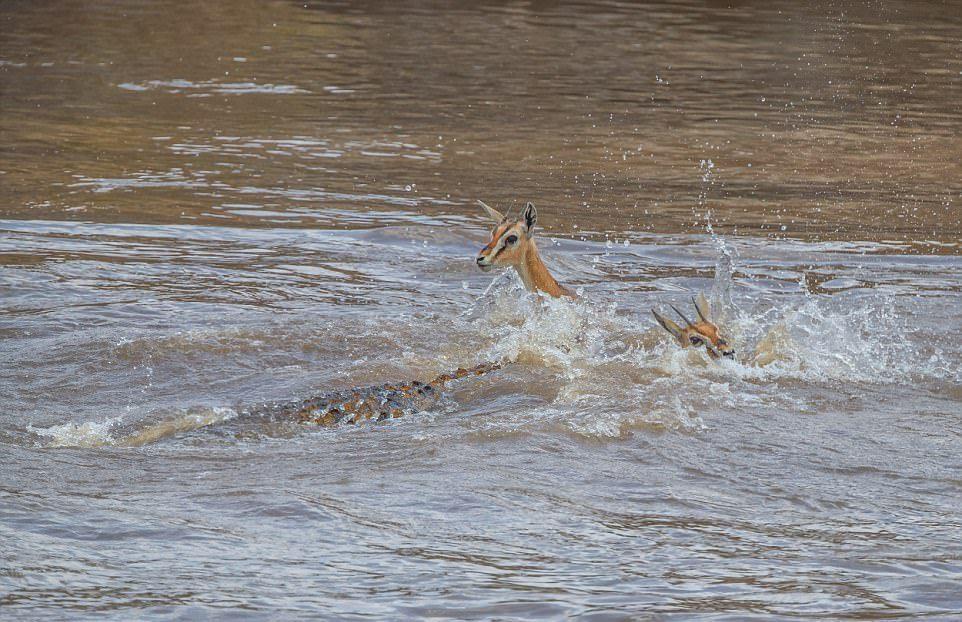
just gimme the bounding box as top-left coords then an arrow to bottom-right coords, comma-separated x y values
266,361 -> 503,426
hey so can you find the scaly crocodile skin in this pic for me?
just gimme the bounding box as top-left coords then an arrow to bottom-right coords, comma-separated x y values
277,362 -> 502,426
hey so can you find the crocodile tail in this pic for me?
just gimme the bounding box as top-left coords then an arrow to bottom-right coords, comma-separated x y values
427,361 -> 503,386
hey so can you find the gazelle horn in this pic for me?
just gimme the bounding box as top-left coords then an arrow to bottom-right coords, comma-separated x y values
692,296 -> 708,323
477,200 -> 506,222
670,304 -> 694,327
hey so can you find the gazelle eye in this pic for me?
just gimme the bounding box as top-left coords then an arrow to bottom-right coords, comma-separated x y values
689,336 -> 702,345
505,235 -> 518,245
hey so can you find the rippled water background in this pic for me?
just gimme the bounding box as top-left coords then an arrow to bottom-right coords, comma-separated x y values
2,1 -> 961,619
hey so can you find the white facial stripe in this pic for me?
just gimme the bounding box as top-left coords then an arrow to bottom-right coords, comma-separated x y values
491,226 -> 519,258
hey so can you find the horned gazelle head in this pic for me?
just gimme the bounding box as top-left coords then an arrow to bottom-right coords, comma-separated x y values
652,293 -> 735,360
475,200 -> 538,272
475,200 -> 574,298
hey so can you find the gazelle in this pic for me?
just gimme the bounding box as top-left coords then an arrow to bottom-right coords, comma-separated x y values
652,293 -> 735,360
475,200 -> 576,298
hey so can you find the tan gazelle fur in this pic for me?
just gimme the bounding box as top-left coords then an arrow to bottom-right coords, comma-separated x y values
652,293 -> 735,360
475,200 -> 575,298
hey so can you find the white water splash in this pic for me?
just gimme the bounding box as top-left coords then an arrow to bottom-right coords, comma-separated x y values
30,416 -> 124,448
31,407 -> 238,448
455,244 -> 958,443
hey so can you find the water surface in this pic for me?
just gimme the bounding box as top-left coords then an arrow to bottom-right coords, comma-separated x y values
2,1 -> 961,619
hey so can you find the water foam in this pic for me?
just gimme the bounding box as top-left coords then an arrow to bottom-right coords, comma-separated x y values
461,275 -> 709,436
30,416 -> 124,448
724,290 -> 956,386
30,407 -> 238,448
457,241 -> 956,441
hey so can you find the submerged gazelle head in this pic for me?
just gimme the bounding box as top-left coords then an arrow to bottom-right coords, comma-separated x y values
475,200 -> 538,272
652,293 -> 735,360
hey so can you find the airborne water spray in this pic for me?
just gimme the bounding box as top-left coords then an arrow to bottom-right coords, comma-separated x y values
696,158 -> 737,326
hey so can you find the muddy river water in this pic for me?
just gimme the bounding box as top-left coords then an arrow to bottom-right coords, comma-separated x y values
2,1 -> 961,619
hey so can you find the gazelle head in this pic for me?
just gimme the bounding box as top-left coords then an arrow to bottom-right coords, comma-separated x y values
475,200 -> 538,272
652,293 -> 735,360
475,199 -> 574,298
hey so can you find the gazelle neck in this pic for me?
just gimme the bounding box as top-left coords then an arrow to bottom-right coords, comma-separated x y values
517,240 -> 574,298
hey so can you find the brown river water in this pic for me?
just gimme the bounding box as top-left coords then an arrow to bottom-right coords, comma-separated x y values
2,1 -> 961,619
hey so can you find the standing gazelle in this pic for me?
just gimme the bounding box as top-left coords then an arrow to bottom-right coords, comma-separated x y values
475,200 -> 576,298
652,293 -> 735,360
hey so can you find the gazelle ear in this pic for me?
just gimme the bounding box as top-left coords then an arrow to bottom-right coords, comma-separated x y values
477,200 -> 505,223
693,293 -> 712,323
522,202 -> 537,235
652,310 -> 684,340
